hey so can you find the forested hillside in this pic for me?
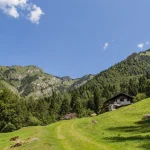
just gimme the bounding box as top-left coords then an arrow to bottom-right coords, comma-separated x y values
70,50 -> 150,113
1,49 -> 150,132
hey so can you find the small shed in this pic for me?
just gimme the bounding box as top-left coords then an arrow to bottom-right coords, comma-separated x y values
63,113 -> 77,120
91,113 -> 97,117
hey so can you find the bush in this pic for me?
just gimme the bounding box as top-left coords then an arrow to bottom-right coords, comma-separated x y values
27,116 -> 41,126
0,121 -> 6,132
1,123 -> 16,132
86,109 -> 95,116
133,93 -> 147,102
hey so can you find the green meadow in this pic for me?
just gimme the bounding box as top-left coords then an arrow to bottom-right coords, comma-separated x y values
1,98 -> 150,150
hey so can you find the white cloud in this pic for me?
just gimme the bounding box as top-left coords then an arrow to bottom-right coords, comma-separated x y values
0,0 -> 27,7
104,43 -> 108,50
28,5 -> 44,24
137,43 -> 144,49
0,0 -> 44,24
3,6 -> 19,18
146,42 -> 149,45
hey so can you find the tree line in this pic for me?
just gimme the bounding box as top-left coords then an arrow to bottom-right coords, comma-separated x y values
1,72 -> 150,132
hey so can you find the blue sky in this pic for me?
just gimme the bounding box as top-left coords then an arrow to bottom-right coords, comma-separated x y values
0,0 -> 150,78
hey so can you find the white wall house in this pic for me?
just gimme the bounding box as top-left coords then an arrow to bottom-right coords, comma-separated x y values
103,93 -> 133,112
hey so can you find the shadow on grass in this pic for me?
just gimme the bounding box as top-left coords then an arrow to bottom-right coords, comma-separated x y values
139,143 -> 150,150
106,120 -> 150,133
104,119 -> 150,150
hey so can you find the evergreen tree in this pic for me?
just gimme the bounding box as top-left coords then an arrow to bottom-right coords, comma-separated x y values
139,75 -> 147,93
128,78 -> 139,96
71,96 -> 84,117
146,79 -> 150,97
59,98 -> 70,116
93,89 -> 101,114
0,88 -> 27,132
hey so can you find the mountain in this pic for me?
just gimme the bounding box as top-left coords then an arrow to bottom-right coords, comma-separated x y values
0,49 -> 150,100
0,65 -> 94,98
1,49 -> 150,134
71,49 -> 150,106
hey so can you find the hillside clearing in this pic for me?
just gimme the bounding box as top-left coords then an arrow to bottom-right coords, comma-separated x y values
1,98 -> 150,150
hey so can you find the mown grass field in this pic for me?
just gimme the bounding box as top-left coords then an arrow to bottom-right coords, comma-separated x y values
1,98 -> 150,150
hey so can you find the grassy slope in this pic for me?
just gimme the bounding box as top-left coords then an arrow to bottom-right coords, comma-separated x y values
1,98 -> 150,150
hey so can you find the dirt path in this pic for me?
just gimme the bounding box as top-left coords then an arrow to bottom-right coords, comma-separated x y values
56,120 -> 110,150
56,121 -> 74,150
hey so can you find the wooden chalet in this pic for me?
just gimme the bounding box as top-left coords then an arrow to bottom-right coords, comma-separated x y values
102,93 -> 133,112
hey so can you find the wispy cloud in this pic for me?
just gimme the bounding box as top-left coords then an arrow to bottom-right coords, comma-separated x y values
137,43 -> 144,49
137,41 -> 150,49
104,42 -> 108,50
0,0 -> 44,24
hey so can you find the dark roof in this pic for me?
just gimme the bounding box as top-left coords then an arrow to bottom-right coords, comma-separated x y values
104,93 -> 133,105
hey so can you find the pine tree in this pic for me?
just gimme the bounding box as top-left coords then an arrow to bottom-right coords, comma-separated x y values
71,96 -> 84,116
59,98 -> 70,116
146,79 -> 150,97
93,89 -> 101,114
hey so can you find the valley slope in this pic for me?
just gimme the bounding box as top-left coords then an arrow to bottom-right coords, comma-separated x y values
1,97 -> 150,150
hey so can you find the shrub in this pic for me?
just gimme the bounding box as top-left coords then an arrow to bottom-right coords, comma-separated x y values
27,116 -> 41,126
1,123 -> 16,132
133,93 -> 147,102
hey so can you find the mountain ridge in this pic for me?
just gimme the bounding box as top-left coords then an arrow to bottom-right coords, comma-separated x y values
69,49 -> 150,107
0,65 -> 94,98
0,49 -> 150,99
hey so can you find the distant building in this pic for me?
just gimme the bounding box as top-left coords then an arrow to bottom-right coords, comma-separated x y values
63,113 -> 77,120
102,93 -> 133,112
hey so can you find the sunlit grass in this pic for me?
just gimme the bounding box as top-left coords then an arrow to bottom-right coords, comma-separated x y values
1,98 -> 150,150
